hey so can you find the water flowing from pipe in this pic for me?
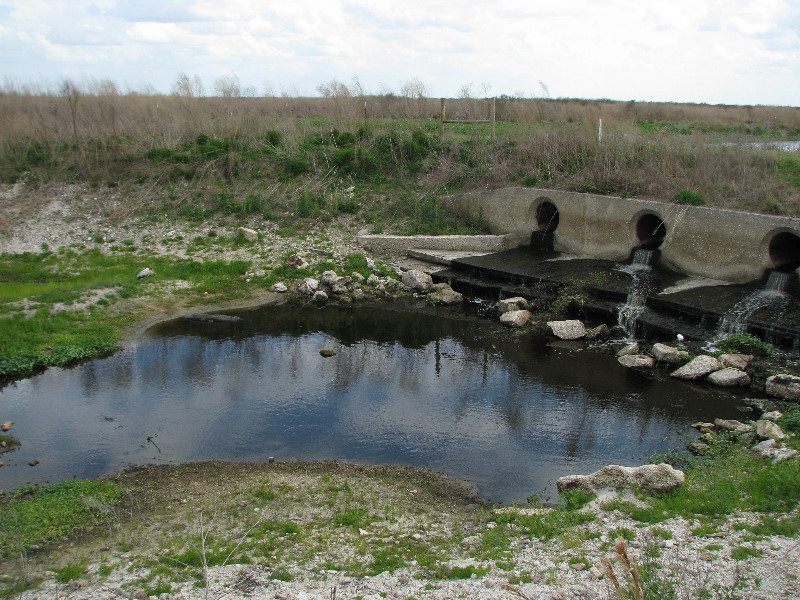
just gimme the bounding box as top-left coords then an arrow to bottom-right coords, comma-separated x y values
616,250 -> 655,339
716,272 -> 790,338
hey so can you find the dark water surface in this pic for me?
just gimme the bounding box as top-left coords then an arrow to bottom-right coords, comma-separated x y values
0,302 -> 748,502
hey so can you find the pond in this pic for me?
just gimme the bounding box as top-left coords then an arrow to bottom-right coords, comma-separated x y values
0,302 -> 749,503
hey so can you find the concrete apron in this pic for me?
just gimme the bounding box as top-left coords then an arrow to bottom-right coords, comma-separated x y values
439,187 -> 800,284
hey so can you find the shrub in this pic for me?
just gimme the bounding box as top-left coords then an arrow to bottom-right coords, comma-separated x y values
716,333 -> 774,358
779,410 -> 800,433
333,131 -> 356,147
264,130 -> 282,147
283,156 -> 311,177
673,189 -> 707,205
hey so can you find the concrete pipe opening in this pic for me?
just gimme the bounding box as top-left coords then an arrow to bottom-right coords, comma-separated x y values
535,201 -> 560,232
769,232 -> 800,272
530,200 -> 559,251
636,214 -> 667,250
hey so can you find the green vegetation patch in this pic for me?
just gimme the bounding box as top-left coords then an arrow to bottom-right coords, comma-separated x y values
0,480 -> 123,556
716,333 -> 775,358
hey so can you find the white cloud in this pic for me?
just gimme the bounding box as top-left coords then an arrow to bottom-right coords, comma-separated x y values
0,0 -> 797,104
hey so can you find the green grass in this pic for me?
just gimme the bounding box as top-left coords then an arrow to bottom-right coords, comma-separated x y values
0,480 -> 123,556
0,434 -> 21,452
53,559 -> 88,583
0,249 -> 255,381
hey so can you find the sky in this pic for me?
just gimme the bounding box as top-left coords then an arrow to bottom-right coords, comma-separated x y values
1,0 -> 798,106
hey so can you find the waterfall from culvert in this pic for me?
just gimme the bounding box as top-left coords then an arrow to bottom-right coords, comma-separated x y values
717,272 -> 790,338
616,250 -> 655,339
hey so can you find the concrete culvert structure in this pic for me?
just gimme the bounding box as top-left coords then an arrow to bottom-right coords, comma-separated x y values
636,213 -> 667,250
768,231 -> 800,272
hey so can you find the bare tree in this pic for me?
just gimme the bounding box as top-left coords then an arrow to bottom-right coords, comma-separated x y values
172,72 -> 204,98
214,74 -> 242,98
316,78 -> 351,98
59,79 -> 80,140
399,78 -> 427,100
94,79 -> 120,135
399,78 -> 428,118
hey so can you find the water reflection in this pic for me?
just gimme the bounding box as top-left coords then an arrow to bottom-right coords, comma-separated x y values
0,303 -> 747,502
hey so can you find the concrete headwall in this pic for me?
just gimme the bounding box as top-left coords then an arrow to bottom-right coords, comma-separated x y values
442,188 -> 800,283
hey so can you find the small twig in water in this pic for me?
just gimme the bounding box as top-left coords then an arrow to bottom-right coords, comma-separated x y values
146,434 -> 161,453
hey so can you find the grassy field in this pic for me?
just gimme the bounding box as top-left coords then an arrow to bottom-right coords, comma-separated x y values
1,91 -> 799,218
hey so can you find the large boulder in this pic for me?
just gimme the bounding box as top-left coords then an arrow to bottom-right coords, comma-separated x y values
500,310 -> 531,328
714,418 -> 753,433
547,320 -> 586,340
498,297 -> 528,314
765,374 -> 800,401
618,355 -> 655,369
752,439 -> 798,463
720,353 -> 753,371
557,464 -> 685,496
401,269 -> 433,292
670,355 -> 722,380
585,324 -> 610,340
429,283 -> 463,305
616,342 -> 639,358
755,420 -> 786,441
651,343 -> 690,365
706,368 -> 751,387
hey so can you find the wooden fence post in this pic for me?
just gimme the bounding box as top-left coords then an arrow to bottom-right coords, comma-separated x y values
440,98 -> 446,142
491,97 -> 496,141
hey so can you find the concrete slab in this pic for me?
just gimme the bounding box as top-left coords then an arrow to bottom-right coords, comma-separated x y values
407,248 -> 493,266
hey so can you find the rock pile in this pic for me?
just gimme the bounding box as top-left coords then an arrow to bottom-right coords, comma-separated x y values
689,411 -> 797,462
272,267 -> 463,306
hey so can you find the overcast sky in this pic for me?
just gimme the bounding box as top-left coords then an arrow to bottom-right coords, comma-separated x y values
1,0 -> 798,106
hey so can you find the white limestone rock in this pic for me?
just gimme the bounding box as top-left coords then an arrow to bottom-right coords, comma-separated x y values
500,310 -> 531,328
557,463 -> 685,496
401,269 -> 433,292
547,320 -> 587,340
670,355 -> 722,380
585,324 -> 610,340
616,342 -> 639,357
651,343 -> 690,364
765,374 -> 800,401
755,420 -> 786,441
269,282 -> 288,293
714,418 -> 753,433
618,355 -> 656,369
706,367 -> 751,387
429,283 -> 463,305
498,297 -> 528,314
298,278 -> 319,295
720,353 -> 753,371
238,227 -> 258,242
320,270 -> 340,286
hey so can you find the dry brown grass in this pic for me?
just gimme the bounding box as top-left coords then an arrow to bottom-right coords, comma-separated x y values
1,87 -> 798,216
